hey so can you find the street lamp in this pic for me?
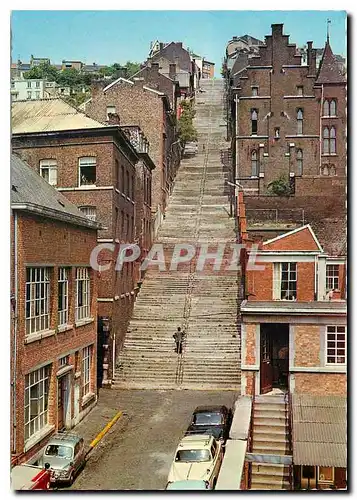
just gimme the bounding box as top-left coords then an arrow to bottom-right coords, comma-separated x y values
225,180 -> 244,218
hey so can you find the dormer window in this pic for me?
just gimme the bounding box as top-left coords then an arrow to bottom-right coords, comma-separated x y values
251,109 -> 258,135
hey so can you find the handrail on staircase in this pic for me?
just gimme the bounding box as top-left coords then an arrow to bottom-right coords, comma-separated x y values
246,373 -> 256,490
287,377 -> 294,490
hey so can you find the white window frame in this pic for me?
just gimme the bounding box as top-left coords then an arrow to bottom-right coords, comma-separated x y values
24,365 -> 51,442
26,267 -> 50,335
40,159 -> 58,186
297,109 -> 303,135
252,86 -> 259,96
27,81 -> 31,88
27,91 -> 32,100
79,206 -> 97,221
35,81 -> 40,88
82,346 -> 92,396
59,355 -> 69,367
75,268 -> 90,321
58,268 -> 69,326
326,264 -> 339,291
106,105 -> 116,120
273,262 -> 297,301
326,325 -> 346,365
78,157 -> 96,187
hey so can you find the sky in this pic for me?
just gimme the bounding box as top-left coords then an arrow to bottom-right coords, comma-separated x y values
11,10 -> 347,73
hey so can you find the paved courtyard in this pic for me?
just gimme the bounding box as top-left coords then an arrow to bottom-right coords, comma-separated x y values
70,388 -> 238,490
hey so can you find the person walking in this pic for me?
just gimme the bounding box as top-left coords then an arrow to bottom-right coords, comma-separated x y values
173,327 -> 185,354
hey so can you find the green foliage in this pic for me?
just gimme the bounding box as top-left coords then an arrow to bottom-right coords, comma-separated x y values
178,100 -> 198,144
267,175 -> 292,196
24,62 -> 59,82
124,61 -> 141,78
62,90 -> 91,108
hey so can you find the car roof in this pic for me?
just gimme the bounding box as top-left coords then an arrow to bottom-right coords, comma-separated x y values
178,434 -> 214,449
193,405 -> 227,413
45,433 -> 81,446
167,480 -> 208,490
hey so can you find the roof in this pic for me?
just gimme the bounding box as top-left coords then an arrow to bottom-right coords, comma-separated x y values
292,394 -> 346,467
179,435 -> 213,448
151,42 -> 192,72
262,224 -> 323,252
240,300 -> 347,315
316,40 -> 346,84
11,98 -> 106,134
11,154 -> 100,230
103,77 -> 134,92
309,218 -> 347,257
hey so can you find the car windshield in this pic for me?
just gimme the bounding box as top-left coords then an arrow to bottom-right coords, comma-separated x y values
194,412 -> 222,426
176,449 -> 211,462
45,444 -> 73,459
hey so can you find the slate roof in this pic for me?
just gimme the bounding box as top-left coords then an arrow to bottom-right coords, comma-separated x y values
11,98 -> 106,134
316,41 -> 346,84
292,394 -> 347,468
11,154 -> 100,229
310,218 -> 347,257
151,42 -> 191,72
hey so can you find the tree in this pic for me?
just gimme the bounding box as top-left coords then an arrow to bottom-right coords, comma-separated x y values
178,100 -> 198,145
124,61 -> 141,78
57,68 -> 82,88
267,175 -> 292,196
24,61 -> 59,82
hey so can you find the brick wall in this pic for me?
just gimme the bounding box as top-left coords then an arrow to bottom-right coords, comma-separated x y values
294,324 -> 321,366
11,212 -> 98,462
293,373 -> 346,395
244,324 -> 256,365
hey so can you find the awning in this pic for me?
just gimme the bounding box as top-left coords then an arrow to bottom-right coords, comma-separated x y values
292,394 -> 347,468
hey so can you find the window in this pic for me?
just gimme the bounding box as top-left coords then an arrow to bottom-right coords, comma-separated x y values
82,346 -> 92,396
126,171 -> 129,197
274,262 -> 297,300
297,108 -> 303,135
27,91 -> 32,100
40,159 -> 57,186
302,466 -> 315,479
326,264 -> 339,291
26,268 -> 50,335
252,86 -> 258,96
106,106 -> 116,120
251,109 -> 258,135
79,157 -> 96,186
120,165 -> 124,194
58,268 -> 69,326
11,81 -> 15,88
251,150 -> 259,177
79,206 -> 97,221
318,467 -> 334,483
323,99 -> 337,117
126,214 -> 129,241
326,326 -> 346,364
296,149 -> 303,176
24,365 -> 50,441
121,210 -> 125,238
323,127 -> 336,155
115,160 -> 119,190
35,91 -> 40,99
27,81 -> 31,88
35,81 -> 40,88
59,355 -> 69,367
274,127 -> 280,139
297,86 -> 303,96
75,268 -> 90,321
131,175 -> 134,200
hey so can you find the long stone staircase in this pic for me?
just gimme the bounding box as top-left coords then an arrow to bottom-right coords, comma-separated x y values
114,79 -> 241,390
250,394 -> 292,490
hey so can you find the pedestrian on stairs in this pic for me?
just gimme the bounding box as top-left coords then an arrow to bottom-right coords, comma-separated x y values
173,327 -> 185,354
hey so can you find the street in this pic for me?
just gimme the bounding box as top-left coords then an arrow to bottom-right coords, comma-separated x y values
70,388 -> 238,490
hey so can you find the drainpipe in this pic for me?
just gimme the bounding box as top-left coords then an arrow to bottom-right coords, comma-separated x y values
235,94 -> 239,218
112,333 -> 116,381
320,84 -> 324,172
314,255 -> 318,301
12,211 -> 18,454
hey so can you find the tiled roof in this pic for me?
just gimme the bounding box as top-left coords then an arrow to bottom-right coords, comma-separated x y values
292,394 -> 346,468
310,218 -> 347,257
316,41 -> 346,84
11,98 -> 106,134
11,154 -> 100,229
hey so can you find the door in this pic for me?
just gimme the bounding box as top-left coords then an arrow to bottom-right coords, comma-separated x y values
73,380 -> 80,425
260,329 -> 273,394
57,377 -> 65,431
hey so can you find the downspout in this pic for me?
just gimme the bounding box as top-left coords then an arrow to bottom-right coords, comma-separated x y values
12,211 -> 18,454
314,255 -> 318,301
320,84 -> 324,172
235,94 -> 239,218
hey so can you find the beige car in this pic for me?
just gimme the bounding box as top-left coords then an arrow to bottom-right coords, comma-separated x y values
167,435 -> 224,490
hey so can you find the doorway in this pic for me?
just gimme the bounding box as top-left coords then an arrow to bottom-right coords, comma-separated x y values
57,374 -> 71,430
260,323 -> 289,394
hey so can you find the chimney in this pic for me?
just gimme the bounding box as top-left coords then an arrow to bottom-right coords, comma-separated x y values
271,24 -> 283,37
91,80 -> 105,98
310,48 -> 317,75
151,62 -> 160,72
159,42 -> 164,50
169,63 -> 176,80
107,113 -> 120,125
307,41 -> 313,70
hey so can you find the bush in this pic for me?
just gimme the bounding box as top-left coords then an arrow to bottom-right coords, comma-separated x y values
267,175 -> 292,196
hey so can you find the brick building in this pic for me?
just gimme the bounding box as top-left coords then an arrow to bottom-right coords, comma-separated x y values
11,154 -> 100,465
11,98 -> 152,384
84,78 -> 180,236
237,192 -> 346,398
227,24 -> 346,198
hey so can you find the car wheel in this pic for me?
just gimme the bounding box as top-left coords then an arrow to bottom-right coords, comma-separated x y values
68,472 -> 74,486
212,478 -> 217,490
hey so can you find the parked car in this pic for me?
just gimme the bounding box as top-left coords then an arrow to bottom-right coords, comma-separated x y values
166,479 -> 211,490
37,433 -> 85,485
185,405 -> 231,442
167,434 -> 223,489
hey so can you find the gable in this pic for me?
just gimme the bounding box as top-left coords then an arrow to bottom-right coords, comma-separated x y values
263,225 -> 323,252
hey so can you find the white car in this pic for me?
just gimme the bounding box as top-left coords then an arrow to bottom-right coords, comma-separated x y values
167,434 -> 223,489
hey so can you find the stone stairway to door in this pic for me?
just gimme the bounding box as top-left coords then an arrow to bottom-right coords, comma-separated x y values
114,79 -> 241,390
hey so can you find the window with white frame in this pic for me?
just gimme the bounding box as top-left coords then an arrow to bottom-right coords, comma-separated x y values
75,268 -> 90,321
326,264 -> 339,291
297,108 -> 303,135
40,159 -> 58,186
326,325 -> 346,364
323,99 -> 337,117
58,268 -> 69,326
252,86 -> 259,96
296,149 -> 303,176
82,346 -> 92,396
78,157 -> 96,186
106,105 -> 116,120
26,268 -> 50,335
36,81 -> 40,88
274,262 -> 297,300
35,91 -> 40,99
251,150 -> 259,176
59,355 -> 69,367
27,81 -> 31,88
27,91 -> 32,100
79,206 -> 97,221
24,365 -> 51,441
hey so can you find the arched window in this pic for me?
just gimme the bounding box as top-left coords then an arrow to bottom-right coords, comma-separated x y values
296,149 -> 303,176
330,99 -> 337,117
297,109 -> 303,135
251,109 -> 258,135
323,99 -> 330,116
251,150 -> 258,176
330,126 -> 336,154
322,164 -> 329,176
330,165 -> 336,176
323,127 -> 330,154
